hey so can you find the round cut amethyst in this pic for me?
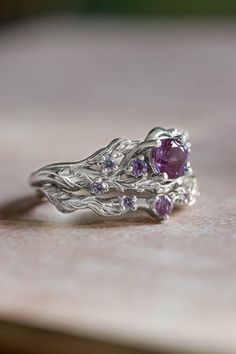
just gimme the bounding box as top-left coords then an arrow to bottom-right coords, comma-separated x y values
129,158 -> 147,177
122,196 -> 136,210
90,180 -> 108,195
151,139 -> 188,179
101,155 -> 116,173
153,195 -> 173,219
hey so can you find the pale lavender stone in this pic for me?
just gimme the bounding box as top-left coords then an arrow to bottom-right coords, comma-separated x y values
151,139 -> 188,179
129,159 -> 147,177
122,196 -> 135,210
90,180 -> 107,195
101,155 -> 116,172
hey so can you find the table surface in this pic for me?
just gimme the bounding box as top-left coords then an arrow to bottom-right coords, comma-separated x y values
0,17 -> 235,354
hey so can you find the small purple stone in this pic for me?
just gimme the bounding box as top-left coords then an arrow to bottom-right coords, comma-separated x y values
122,196 -> 136,210
101,155 -> 116,172
151,139 -> 189,179
153,195 -> 173,218
129,159 -> 147,177
90,180 -> 107,195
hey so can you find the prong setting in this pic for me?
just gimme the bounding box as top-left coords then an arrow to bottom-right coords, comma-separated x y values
121,196 -> 137,211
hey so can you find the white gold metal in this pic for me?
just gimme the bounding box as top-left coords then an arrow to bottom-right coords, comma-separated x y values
30,127 -> 199,221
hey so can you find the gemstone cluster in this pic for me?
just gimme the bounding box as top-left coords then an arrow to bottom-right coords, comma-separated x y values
91,134 -> 191,219
74,128 -> 196,221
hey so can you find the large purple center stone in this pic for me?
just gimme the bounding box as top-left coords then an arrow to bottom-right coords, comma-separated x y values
151,138 -> 188,179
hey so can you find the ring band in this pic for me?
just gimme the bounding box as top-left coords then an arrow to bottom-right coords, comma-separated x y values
30,127 -> 199,221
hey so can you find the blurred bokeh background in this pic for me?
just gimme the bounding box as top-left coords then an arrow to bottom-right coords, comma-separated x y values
1,0 -> 236,22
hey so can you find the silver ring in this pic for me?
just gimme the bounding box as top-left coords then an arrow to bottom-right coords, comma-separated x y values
30,127 -> 199,221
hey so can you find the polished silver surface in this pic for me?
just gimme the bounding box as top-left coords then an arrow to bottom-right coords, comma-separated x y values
30,127 -> 199,221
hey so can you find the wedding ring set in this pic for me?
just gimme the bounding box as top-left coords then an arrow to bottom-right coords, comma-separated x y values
30,127 -> 199,221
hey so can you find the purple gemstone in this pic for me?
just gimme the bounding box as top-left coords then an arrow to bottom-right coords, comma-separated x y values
122,196 -> 136,210
129,159 -> 147,177
101,155 -> 116,172
151,139 -> 189,179
153,195 -> 173,218
90,180 -> 107,195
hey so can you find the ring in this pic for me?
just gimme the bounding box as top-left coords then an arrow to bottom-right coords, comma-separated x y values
30,127 -> 199,221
